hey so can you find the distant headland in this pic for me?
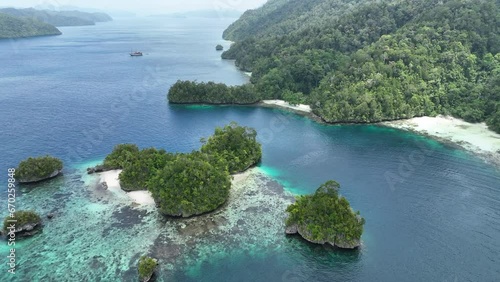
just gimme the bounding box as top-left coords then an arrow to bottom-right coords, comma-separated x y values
0,7 -> 112,39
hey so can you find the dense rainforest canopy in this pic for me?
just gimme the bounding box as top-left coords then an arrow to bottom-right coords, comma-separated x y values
15,155 -> 63,183
0,12 -> 61,38
168,80 -> 260,104
169,0 -> 500,132
286,181 -> 365,248
201,122 -> 262,173
148,152 -> 231,217
119,148 -> 175,192
99,122 -> 262,217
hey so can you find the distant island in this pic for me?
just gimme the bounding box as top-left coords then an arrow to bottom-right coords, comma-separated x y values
0,12 -> 61,39
285,181 -> 365,249
0,8 -> 112,27
166,0 -> 500,134
0,7 -> 112,39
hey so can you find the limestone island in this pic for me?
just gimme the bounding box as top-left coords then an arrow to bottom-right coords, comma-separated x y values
216,44 -> 224,51
88,122 -> 262,217
15,155 -> 63,184
285,180 -> 365,249
2,210 -> 42,239
168,80 -> 260,105
138,256 -> 158,282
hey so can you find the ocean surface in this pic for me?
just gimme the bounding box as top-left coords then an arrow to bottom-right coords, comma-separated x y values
1,17 -> 499,282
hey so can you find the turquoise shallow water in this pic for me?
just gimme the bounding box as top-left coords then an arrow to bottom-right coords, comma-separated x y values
1,17 -> 500,281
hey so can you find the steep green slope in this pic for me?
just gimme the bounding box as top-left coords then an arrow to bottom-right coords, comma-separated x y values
0,12 -> 61,39
223,0 -> 371,41
310,0 -> 500,126
219,0 -> 500,132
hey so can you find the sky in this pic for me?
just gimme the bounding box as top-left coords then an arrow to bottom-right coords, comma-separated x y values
0,0 -> 268,14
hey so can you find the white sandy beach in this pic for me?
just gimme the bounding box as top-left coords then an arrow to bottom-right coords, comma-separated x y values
384,115 -> 500,166
262,99 -> 312,114
97,168 -> 256,207
98,170 -> 156,206
232,169 -> 253,185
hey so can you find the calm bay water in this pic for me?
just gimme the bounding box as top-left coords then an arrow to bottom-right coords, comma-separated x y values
0,17 -> 499,282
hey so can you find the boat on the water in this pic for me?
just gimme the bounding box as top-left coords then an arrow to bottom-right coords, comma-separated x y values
130,51 -> 143,56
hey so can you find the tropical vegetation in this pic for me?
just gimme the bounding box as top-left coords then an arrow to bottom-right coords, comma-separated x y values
100,122 -> 262,217
168,80 -> 260,104
201,122 -> 261,173
148,152 -> 231,217
119,148 -> 175,191
286,181 -> 364,248
102,144 -> 140,170
3,210 -> 41,232
137,256 -> 157,282
168,0 -> 500,133
15,155 -> 63,183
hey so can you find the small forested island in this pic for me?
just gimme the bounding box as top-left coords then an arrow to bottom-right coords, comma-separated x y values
137,256 -> 158,282
0,12 -> 61,39
168,80 -> 260,105
216,44 -> 224,51
0,8 -> 113,27
201,123 -> 261,173
286,181 -> 364,249
168,0 -> 500,133
2,210 -> 42,238
91,122 -> 262,217
15,155 -> 63,184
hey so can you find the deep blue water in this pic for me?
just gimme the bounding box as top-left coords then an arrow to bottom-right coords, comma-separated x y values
1,17 -> 500,281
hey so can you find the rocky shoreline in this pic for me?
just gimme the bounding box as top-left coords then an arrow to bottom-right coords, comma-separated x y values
285,224 -> 361,249
18,169 -> 62,184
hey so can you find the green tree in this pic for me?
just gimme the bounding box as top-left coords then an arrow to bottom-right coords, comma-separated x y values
137,256 -> 157,282
103,144 -> 140,169
119,148 -> 175,191
201,122 -> 262,173
16,155 -> 63,183
147,152 -> 231,217
286,180 -> 365,248
3,210 -> 41,231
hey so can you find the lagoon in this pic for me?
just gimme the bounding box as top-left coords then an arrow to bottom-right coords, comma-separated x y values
1,17 -> 499,281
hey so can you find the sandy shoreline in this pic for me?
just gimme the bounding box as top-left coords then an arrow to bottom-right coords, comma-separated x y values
383,115 -> 500,167
257,101 -> 499,166
95,168 -> 258,207
261,99 -> 312,114
98,170 -> 156,206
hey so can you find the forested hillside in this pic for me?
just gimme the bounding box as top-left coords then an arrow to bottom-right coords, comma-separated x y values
0,8 -> 112,27
0,12 -> 61,39
168,0 -> 500,132
223,0 -> 371,41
